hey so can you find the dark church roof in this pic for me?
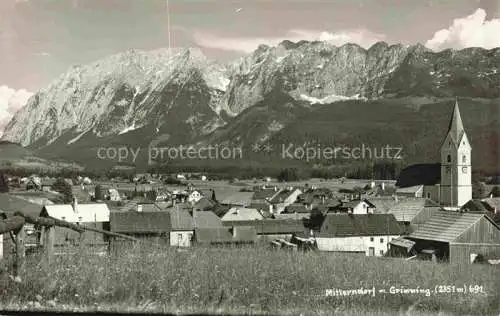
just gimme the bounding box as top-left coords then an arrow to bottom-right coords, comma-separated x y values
445,100 -> 466,147
396,163 -> 441,188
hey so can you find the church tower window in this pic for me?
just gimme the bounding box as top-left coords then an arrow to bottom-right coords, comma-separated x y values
447,155 -> 451,163
462,155 -> 466,163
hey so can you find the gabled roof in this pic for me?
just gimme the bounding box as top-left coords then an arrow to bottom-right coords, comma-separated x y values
193,211 -> 223,228
369,197 -> 400,213
222,219 -> 306,235
0,193 -> 43,217
408,211 -> 484,243
252,189 -> 278,201
168,209 -> 194,231
43,203 -> 110,222
221,207 -> 264,221
387,198 -> 440,222
220,192 -> 255,206
110,211 -> 171,233
462,200 -> 489,213
284,203 -> 310,213
269,189 -> 301,203
396,185 -> 424,194
481,198 -> 500,213
193,197 -> 216,210
396,163 -> 441,188
317,214 -> 402,237
273,213 -> 310,220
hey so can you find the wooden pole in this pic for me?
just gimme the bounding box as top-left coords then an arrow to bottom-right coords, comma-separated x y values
15,225 -> 25,278
44,226 -> 54,263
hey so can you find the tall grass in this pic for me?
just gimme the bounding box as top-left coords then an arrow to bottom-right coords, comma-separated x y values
0,244 -> 499,315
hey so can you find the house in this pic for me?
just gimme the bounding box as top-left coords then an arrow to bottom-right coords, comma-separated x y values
369,197 -> 401,214
220,192 -> 255,207
397,100 -> 472,208
396,185 -> 424,198
110,210 -> 171,248
193,197 -> 216,212
268,188 -> 303,214
187,190 -> 204,204
283,203 -> 310,214
40,198 -> 111,249
481,197 -> 500,215
387,198 -> 442,233
331,199 -> 377,214
314,214 -> 403,256
462,199 -> 500,224
168,208 -> 194,247
41,179 -> 56,192
193,210 -> 224,229
221,207 -> 264,222
406,211 -> 500,264
26,177 -> 42,191
221,219 -> 306,243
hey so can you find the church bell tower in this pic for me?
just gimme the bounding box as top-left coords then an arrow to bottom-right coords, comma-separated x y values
439,99 -> 472,207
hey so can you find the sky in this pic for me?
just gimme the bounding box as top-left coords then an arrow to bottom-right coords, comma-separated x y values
0,0 -> 499,133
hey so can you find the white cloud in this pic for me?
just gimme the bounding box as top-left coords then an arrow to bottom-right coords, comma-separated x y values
192,29 -> 387,53
0,85 -> 33,137
425,8 -> 500,51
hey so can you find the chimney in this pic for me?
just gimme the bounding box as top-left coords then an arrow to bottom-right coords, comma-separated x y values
322,196 -> 325,204
71,197 -> 78,212
381,182 -> 385,191
490,193 -> 493,199
370,181 -> 375,189
137,204 -> 143,212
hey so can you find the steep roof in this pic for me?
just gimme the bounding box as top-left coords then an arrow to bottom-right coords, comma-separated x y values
445,99 -> 466,147
221,207 -> 264,221
318,214 -> 402,237
396,185 -> 424,195
252,189 -> 278,201
42,203 -> 110,222
193,211 -> 223,228
408,211 -> 483,243
481,198 -> 500,213
220,192 -> 255,206
110,211 -> 171,233
370,197 -> 400,213
387,198 -> 440,222
168,209 -> 194,231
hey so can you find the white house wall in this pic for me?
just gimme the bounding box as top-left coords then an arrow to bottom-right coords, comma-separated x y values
315,235 -> 400,256
170,231 -> 193,247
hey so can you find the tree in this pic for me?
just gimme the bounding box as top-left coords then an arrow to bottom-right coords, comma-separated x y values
491,186 -> 500,198
472,180 -> 486,199
95,184 -> 104,201
0,173 -> 9,193
51,178 -> 73,203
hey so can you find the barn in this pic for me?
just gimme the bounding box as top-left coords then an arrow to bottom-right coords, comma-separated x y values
315,213 -> 403,256
407,210 -> 500,264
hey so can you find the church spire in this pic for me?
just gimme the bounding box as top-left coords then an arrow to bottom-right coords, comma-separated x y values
447,97 -> 465,145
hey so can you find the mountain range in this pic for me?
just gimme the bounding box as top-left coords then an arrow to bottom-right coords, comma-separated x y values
1,41 -> 499,173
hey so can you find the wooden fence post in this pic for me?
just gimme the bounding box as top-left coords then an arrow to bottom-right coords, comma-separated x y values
44,226 -> 54,263
0,234 -> 3,260
15,225 -> 25,278
79,232 -> 85,251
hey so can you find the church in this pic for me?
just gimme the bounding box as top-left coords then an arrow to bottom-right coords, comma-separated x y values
396,99 -> 472,208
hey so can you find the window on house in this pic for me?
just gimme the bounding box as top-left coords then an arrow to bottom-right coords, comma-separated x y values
427,193 -> 431,198
370,237 -> 374,242
380,250 -> 384,255
380,238 -> 384,243
447,155 -> 451,163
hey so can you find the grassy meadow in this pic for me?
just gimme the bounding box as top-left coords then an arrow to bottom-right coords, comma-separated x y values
0,245 -> 499,315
